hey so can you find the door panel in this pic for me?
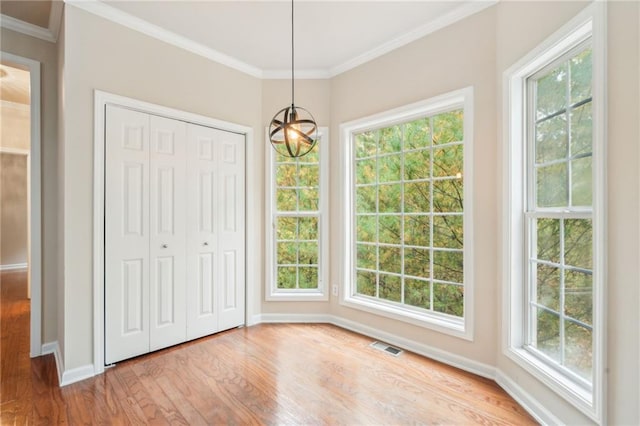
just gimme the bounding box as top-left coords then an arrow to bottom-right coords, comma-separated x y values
105,105 -> 150,364
149,115 -> 187,351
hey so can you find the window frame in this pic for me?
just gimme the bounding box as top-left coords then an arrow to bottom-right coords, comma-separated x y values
340,87 -> 474,340
502,3 -> 606,422
265,127 -> 329,301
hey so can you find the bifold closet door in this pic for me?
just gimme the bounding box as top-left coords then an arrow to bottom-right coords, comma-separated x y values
105,105 -> 188,364
186,124 -> 245,339
105,106 -> 151,364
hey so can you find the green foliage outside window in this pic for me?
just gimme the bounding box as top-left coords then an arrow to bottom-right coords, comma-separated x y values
353,109 -> 465,317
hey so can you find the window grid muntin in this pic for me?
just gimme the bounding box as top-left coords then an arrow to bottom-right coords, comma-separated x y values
353,110 -> 464,317
525,41 -> 593,386
273,145 -> 322,291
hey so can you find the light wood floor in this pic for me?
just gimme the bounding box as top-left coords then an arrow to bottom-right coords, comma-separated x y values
1,270 -> 537,425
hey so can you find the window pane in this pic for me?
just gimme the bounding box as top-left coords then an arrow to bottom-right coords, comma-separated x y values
404,118 -> 431,150
564,219 -> 592,269
379,125 -> 402,154
404,247 -> 430,278
277,189 -> 297,211
355,131 -> 377,158
432,110 -> 463,145
404,149 -> 430,180
378,184 -> 401,213
379,215 -> 401,244
404,181 -> 430,213
299,267 -> 318,289
298,164 -> 319,188
404,278 -> 430,309
536,64 -> 567,119
433,250 -> 463,284
276,164 -> 297,187
433,283 -> 463,316
277,242 -> 296,265
379,274 -> 401,302
356,186 -> 376,213
433,215 -> 463,249
536,163 -> 568,207
565,270 -> 592,325
356,270 -> 376,296
277,267 -> 297,289
356,159 -> 376,184
298,242 -> 318,266
379,246 -> 401,274
433,179 -> 463,213
299,188 -> 319,211
571,156 -> 592,206
536,308 -> 561,362
379,154 -> 401,182
404,215 -> 430,247
536,218 -> 560,263
356,215 -> 376,242
536,263 -> 560,311
570,48 -> 592,104
536,114 -> 567,164
432,144 -> 463,178
356,244 -> 376,270
564,322 -> 592,380
276,217 -> 297,240
298,217 -> 318,240
570,102 -> 592,157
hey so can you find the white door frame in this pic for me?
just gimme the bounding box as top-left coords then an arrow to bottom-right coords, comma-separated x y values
93,90 -> 254,374
0,52 -> 42,358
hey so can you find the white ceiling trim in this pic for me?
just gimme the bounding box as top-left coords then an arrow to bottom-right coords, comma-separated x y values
0,13 -> 58,43
64,0 -> 264,78
328,0 -> 497,77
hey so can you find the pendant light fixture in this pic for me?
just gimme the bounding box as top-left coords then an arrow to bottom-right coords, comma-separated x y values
269,0 -> 318,158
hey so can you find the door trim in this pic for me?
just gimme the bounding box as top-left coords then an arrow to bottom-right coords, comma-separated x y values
93,90 -> 254,374
0,52 -> 42,358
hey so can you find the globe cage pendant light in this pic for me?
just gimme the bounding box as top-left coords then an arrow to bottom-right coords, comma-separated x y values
269,0 -> 318,158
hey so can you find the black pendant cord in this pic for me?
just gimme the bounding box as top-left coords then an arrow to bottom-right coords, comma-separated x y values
291,0 -> 294,107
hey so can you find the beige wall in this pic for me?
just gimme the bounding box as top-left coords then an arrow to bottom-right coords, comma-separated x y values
0,102 -> 30,151
1,27 -> 58,344
329,6 -> 498,366
60,5 -> 262,370
0,153 -> 28,266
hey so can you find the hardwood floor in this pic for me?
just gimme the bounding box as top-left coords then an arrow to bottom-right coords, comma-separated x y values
1,271 -> 536,425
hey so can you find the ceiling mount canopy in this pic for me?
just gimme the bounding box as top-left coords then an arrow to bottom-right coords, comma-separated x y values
269,0 -> 318,158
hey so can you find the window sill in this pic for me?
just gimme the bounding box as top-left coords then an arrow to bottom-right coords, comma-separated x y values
504,346 -> 597,421
266,289 -> 328,302
341,294 -> 472,341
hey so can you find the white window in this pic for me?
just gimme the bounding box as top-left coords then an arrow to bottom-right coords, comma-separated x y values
265,129 -> 329,301
341,88 -> 474,339
503,3 -> 605,421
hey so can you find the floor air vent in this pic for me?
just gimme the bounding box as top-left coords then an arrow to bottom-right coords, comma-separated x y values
370,341 -> 403,356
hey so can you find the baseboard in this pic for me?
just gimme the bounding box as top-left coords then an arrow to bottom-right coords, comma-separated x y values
0,263 -> 28,271
495,369 -> 562,426
41,341 -> 64,386
257,313 -> 553,423
60,364 -> 96,386
41,340 -> 95,387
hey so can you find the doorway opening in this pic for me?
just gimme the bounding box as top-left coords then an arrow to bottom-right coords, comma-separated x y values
0,53 -> 42,359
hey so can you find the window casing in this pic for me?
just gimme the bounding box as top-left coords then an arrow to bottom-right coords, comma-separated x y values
341,88 -> 474,339
266,129 -> 329,301
503,3 -> 605,422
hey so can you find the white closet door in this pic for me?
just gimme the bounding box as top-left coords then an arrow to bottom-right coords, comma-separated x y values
216,130 -> 245,331
149,116 -> 187,351
186,125 -> 245,338
105,105 -> 150,364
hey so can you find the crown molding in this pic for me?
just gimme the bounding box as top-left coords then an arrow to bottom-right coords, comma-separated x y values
262,68 -> 331,80
49,0 -> 64,41
328,0 -> 498,77
0,13 -> 57,43
64,0 -> 263,79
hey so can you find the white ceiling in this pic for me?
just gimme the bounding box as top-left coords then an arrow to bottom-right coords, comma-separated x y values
0,0 -> 496,78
